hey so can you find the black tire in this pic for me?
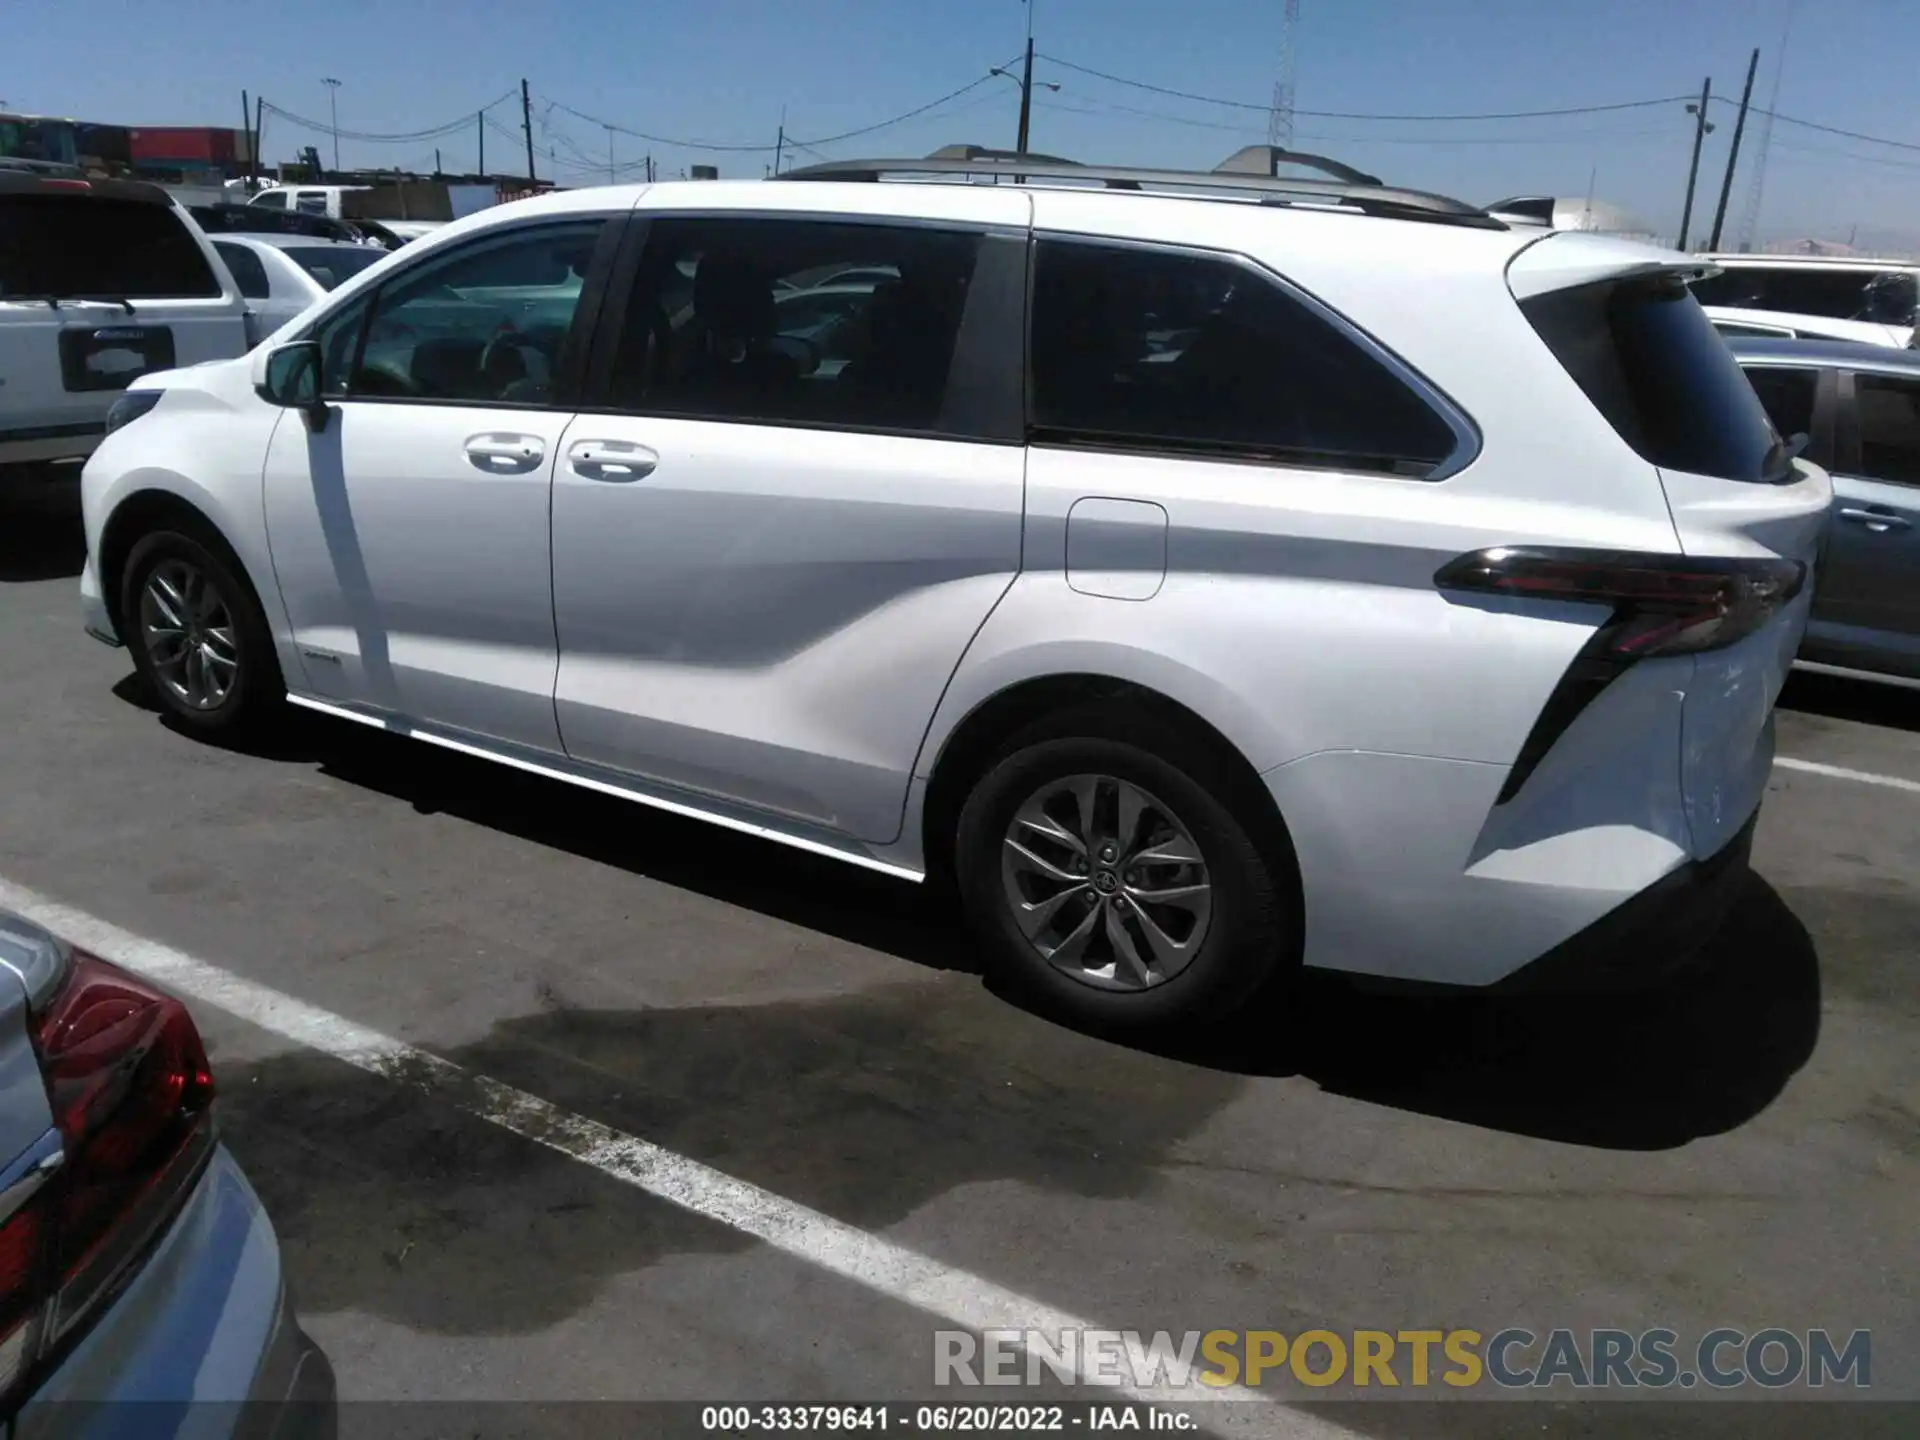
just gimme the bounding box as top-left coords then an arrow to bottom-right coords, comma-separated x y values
954,708 -> 1298,1032
119,526 -> 284,738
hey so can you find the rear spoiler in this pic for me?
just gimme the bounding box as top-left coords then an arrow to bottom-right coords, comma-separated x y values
1506,231 -> 1720,300
0,170 -> 173,205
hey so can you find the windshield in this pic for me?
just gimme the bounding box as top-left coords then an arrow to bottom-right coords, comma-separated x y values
282,245 -> 385,291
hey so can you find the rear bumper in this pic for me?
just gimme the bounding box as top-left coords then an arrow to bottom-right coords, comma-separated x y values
1491,811 -> 1757,994
15,1144 -> 336,1440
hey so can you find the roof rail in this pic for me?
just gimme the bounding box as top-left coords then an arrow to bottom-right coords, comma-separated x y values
773,152 -> 1505,229
1212,144 -> 1381,187
925,143 -> 1082,167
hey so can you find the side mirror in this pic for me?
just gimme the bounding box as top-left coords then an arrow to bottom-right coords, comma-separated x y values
256,340 -> 330,433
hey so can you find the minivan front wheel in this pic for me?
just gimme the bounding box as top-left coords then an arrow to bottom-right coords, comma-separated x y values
955,723 -> 1294,1031
121,529 -> 282,737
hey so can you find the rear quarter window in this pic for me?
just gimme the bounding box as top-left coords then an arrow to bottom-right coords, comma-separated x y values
1522,274 -> 1783,483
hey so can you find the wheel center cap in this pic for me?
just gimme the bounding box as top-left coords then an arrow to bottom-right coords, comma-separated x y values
1092,869 -> 1119,895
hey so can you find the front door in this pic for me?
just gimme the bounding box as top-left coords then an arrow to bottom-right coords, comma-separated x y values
549,207 -> 1029,842
262,218 -> 614,751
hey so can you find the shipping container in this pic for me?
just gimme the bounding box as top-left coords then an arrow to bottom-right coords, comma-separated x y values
128,126 -> 239,164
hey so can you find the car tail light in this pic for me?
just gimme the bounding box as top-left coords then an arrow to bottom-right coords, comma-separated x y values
0,951 -> 215,1400
1436,546 -> 1807,804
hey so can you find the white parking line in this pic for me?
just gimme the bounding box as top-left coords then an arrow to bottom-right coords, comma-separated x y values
0,876 -> 1348,1438
1775,756 -> 1920,795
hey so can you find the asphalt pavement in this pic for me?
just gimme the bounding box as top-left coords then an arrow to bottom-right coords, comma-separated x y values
1,477 -> 1914,1437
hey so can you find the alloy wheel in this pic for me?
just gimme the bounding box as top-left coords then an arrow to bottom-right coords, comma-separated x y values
138,558 -> 240,711
999,773 -> 1213,991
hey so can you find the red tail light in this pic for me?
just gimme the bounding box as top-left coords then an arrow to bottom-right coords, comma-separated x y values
0,952 -> 215,1400
1435,546 -> 1807,805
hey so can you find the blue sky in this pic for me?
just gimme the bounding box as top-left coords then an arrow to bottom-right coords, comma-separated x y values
10,0 -> 1919,250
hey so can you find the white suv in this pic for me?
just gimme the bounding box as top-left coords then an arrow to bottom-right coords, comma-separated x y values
1,171 -> 249,477
76,154 -> 1830,1029
1691,253 -> 1918,348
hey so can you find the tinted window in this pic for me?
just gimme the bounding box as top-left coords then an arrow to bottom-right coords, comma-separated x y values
295,192 -> 329,215
1029,239 -> 1457,476
281,245 -> 384,291
1742,366 -> 1819,442
1523,275 -> 1783,483
249,190 -> 289,211
606,217 -> 982,434
0,194 -> 222,300
1856,374 -> 1920,486
213,241 -> 270,300
1692,266 -> 1917,326
340,221 -> 603,405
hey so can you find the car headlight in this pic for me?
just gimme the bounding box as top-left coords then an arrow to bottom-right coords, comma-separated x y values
104,389 -> 163,435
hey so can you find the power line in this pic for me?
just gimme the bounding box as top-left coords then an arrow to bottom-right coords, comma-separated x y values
261,90 -> 516,144
1036,53 -> 1692,122
1711,98 -> 1920,155
1033,97 -> 1672,146
537,67 -> 1017,158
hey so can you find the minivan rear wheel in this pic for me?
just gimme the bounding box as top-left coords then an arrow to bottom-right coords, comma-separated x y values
955,718 -> 1294,1031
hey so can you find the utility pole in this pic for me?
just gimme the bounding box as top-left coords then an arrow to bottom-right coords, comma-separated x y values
240,90 -> 253,186
434,147 -> 442,176
1016,40 -> 1035,153
321,77 -> 342,174
253,95 -> 264,186
478,112 -> 485,179
646,154 -> 655,183
1707,48 -> 1760,252
1677,77 -> 1714,251
520,78 -> 536,184
774,105 -> 786,175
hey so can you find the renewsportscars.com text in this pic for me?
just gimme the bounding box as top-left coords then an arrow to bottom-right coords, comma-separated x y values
934,1327 -> 1871,1391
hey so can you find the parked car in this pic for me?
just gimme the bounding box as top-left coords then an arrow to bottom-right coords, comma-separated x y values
0,909 -> 332,1436
1,171 -> 249,479
208,235 -> 391,347
246,184 -> 369,220
1729,335 -> 1920,683
189,203 -> 377,248
1692,254 -> 1919,348
77,157 -> 1826,1029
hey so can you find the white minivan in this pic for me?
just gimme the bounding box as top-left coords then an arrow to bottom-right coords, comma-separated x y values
76,154 -> 1828,1029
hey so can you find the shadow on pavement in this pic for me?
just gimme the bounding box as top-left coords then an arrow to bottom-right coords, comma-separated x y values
214,973 -> 1248,1338
1158,872 -> 1822,1151
121,686 -> 1822,1155
0,472 -> 87,583
1779,668 -> 1920,734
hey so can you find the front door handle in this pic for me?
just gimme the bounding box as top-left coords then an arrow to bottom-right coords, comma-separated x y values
1837,506 -> 1912,533
464,432 -> 545,474
568,439 -> 658,482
